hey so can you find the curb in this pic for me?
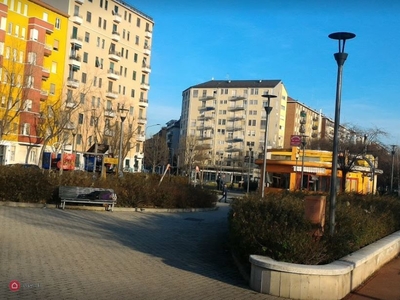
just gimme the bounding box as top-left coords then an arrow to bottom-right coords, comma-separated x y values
0,201 -> 218,213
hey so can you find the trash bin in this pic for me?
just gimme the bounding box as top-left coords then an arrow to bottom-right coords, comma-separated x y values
304,195 -> 326,228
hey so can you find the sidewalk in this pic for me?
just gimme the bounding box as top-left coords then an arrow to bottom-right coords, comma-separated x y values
344,255 -> 400,300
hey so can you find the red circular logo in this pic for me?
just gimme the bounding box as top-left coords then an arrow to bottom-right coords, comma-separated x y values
9,280 -> 20,292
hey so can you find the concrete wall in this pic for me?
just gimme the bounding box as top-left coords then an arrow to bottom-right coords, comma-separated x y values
249,230 -> 400,300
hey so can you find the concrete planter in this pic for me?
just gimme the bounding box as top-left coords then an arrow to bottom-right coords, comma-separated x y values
249,230 -> 400,299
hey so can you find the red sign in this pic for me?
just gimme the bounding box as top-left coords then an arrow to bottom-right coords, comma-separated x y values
56,153 -> 76,171
290,135 -> 302,146
9,280 -> 20,292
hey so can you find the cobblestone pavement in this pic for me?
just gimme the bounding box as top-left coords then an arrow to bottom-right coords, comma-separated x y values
0,203 -> 281,300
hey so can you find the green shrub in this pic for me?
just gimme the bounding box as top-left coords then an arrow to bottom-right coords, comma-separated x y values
228,191 -> 400,266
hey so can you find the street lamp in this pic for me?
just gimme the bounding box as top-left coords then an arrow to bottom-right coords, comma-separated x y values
188,147 -> 194,184
300,135 -> 307,190
261,93 -> 276,198
142,123 -> 161,172
71,129 -> 77,154
328,31 -> 356,236
117,103 -> 129,177
391,145 -> 396,193
91,108 -> 98,177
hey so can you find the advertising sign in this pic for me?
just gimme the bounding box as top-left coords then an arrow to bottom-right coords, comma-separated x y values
290,135 -> 302,146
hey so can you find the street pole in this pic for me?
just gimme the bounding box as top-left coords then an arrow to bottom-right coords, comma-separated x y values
390,145 -> 396,193
261,93 -> 276,198
91,109 -> 97,178
247,147 -> 252,194
300,136 -> 307,190
117,104 -> 129,177
328,31 -> 356,236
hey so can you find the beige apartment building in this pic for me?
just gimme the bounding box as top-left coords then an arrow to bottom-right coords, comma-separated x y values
180,79 -> 288,183
43,0 -> 153,172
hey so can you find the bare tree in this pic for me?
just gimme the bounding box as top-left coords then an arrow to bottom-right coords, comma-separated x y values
145,133 -> 169,173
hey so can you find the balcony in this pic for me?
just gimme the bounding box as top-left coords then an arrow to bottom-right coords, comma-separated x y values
197,114 -> 214,121
197,143 -> 212,150
143,45 -> 151,56
142,63 -> 151,73
111,31 -> 120,42
68,54 -> 81,70
199,95 -> 216,101
137,117 -> 147,124
105,90 -> 118,99
136,134 -> 145,142
196,124 -> 214,130
66,101 -> 77,109
225,146 -> 241,153
227,105 -> 245,111
312,125 -> 318,130
70,35 -> 83,49
107,69 -> 120,80
226,136 -> 244,143
42,67 -> 50,79
227,115 -> 245,121
44,44 -> 52,56
113,12 -> 122,23
75,0 -> 84,3
138,98 -> 148,107
198,106 -> 215,112
104,128 -> 115,137
104,109 -> 116,118
71,13 -> 83,25
226,126 -> 243,132
108,50 -> 121,62
198,135 -> 213,141
40,90 -> 49,101
140,82 -> 150,90
67,78 -> 80,89
145,30 -> 152,39
229,95 -> 246,101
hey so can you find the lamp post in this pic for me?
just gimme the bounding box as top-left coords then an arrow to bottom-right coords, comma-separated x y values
328,31 -> 356,236
188,147 -> 194,184
91,108 -> 98,177
247,147 -> 252,194
261,93 -> 276,198
300,135 -> 307,190
117,104 -> 129,177
72,128 -> 77,170
142,123 -> 161,173
390,145 -> 396,194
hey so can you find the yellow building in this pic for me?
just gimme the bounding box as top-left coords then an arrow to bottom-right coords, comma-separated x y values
256,147 -> 382,195
0,0 -> 68,165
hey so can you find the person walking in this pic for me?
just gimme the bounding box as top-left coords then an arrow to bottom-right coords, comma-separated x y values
218,184 -> 228,203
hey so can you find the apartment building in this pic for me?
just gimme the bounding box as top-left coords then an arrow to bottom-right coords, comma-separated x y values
0,0 -> 68,165
43,0 -> 154,171
180,79 -> 288,182
284,97 -> 322,148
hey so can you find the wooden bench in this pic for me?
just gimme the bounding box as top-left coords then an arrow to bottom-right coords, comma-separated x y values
58,186 -> 117,211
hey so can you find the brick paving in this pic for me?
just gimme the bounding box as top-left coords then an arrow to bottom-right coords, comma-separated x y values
0,204 -> 280,300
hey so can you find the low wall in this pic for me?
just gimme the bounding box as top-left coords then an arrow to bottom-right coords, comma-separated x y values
249,230 -> 400,300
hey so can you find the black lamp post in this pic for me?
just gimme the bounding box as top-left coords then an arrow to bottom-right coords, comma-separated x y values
261,93 -> 276,198
328,31 -> 356,236
247,147 -> 253,194
300,135 -> 307,190
391,145 -> 396,193
117,103 -> 129,177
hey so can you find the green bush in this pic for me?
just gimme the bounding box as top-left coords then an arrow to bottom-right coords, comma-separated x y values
0,167 -> 216,209
228,191 -> 400,266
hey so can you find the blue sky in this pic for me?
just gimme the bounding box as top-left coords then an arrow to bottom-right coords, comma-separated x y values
129,0 -> 400,145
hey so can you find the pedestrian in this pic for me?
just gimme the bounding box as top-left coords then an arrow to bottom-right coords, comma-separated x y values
218,184 -> 228,203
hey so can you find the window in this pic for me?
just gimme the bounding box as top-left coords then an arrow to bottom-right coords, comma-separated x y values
50,84 -> 55,95
96,37 -> 100,47
77,134 -> 82,145
16,1 -> 21,13
103,19 -> 107,30
132,71 -> 136,80
26,75 -> 34,88
135,35 -> 139,45
80,93 -> 85,104
131,89 -> 135,98
128,13 -> 131,22
43,12 -> 48,22
81,72 -> 87,83
21,123 -> 30,135
55,18 -> 60,29
53,39 -> 59,51
93,76 -> 97,87
78,113 -> 84,124
84,32 -> 90,42
125,50 -> 128,59
133,53 -> 138,63
51,61 -> 57,73
86,12 -> 91,23
24,99 -> 32,111
7,22 -> 12,34
15,25 -> 19,36
101,39 -> 105,49
98,78 -> 102,88
21,27 -> 25,38
98,17 -> 102,28
83,52 -> 88,63
127,31 -> 130,41
193,90 -> 198,98
95,56 -> 100,67
136,17 -> 140,27
29,28 -> 38,40
27,52 -> 36,64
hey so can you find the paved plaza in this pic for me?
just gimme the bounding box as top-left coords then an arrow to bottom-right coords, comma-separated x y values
0,203 -> 280,300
